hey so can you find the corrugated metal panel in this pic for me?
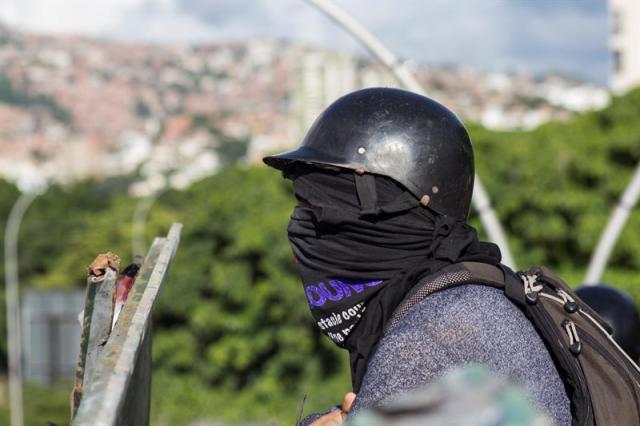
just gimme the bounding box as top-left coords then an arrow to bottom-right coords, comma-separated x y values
22,289 -> 85,384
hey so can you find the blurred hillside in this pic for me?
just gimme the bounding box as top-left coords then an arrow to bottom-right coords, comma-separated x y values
0,23 -> 608,193
0,86 -> 639,425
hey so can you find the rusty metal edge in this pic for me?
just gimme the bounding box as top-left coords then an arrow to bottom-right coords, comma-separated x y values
71,268 -> 118,419
72,237 -> 164,425
73,223 -> 182,426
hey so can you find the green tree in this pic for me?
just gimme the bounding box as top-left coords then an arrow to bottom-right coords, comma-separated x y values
150,166 -> 349,424
471,87 -> 640,287
3,88 -> 640,425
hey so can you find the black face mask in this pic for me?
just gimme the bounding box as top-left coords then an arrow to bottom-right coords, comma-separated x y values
286,165 -> 501,392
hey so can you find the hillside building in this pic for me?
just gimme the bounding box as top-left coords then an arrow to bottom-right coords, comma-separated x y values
610,0 -> 640,92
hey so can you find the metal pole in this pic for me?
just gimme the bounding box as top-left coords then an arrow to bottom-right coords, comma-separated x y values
4,191 -> 38,426
131,136 -> 165,259
585,162 -> 640,284
472,180 -> 515,268
305,0 -> 516,268
132,195 -> 157,258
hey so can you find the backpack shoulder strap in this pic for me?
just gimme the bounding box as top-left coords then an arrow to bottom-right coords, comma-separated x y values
384,262 -> 514,336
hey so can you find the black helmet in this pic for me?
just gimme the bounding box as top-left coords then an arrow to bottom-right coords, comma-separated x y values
575,285 -> 640,360
263,87 -> 474,220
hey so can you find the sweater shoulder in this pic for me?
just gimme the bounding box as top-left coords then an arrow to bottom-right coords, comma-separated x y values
353,284 -> 571,425
389,284 -> 527,337
386,284 -> 550,370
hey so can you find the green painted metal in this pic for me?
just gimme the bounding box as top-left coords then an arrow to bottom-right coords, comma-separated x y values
72,223 -> 182,426
72,268 -> 118,417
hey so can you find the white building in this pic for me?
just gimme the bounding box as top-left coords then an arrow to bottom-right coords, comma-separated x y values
610,0 -> 640,92
293,50 -> 398,141
294,51 -> 357,137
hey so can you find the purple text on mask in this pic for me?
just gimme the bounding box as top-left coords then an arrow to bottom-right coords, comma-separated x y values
305,279 -> 383,307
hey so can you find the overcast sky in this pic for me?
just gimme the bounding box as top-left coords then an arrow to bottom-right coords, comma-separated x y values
0,0 -> 610,84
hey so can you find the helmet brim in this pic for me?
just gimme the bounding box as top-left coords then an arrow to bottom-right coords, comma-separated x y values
263,146 -> 356,172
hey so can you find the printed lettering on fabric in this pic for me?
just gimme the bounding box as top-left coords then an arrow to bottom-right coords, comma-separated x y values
305,279 -> 383,307
303,279 -> 381,343
318,302 -> 367,343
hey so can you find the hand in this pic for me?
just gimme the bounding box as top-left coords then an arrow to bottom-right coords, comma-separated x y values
310,393 -> 356,426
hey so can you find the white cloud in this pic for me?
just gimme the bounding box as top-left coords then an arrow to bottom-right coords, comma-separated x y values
0,0 -> 215,42
108,0 -> 217,43
0,0 -> 147,35
0,0 -> 609,82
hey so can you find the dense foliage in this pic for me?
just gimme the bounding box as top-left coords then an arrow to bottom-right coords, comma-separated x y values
470,87 -> 640,297
0,88 -> 639,425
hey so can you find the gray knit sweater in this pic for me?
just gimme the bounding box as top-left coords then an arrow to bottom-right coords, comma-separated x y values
302,284 -> 572,425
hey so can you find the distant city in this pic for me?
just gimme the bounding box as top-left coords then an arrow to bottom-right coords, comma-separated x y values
0,24 -> 610,194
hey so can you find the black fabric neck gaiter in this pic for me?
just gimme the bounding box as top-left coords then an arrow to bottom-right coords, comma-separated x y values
286,166 -> 501,392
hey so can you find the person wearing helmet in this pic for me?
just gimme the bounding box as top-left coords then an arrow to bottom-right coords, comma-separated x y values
263,88 -> 570,425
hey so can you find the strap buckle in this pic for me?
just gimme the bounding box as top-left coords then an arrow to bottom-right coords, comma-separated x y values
562,319 -> 582,355
521,274 -> 542,304
557,289 -> 579,313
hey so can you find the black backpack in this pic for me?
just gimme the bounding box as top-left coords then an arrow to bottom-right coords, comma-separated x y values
384,262 -> 640,426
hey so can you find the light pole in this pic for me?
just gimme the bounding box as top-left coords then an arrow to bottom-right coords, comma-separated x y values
585,162 -> 640,284
4,190 -> 40,426
132,194 -> 157,258
305,0 -> 516,268
131,130 -> 165,258
131,170 -> 171,259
